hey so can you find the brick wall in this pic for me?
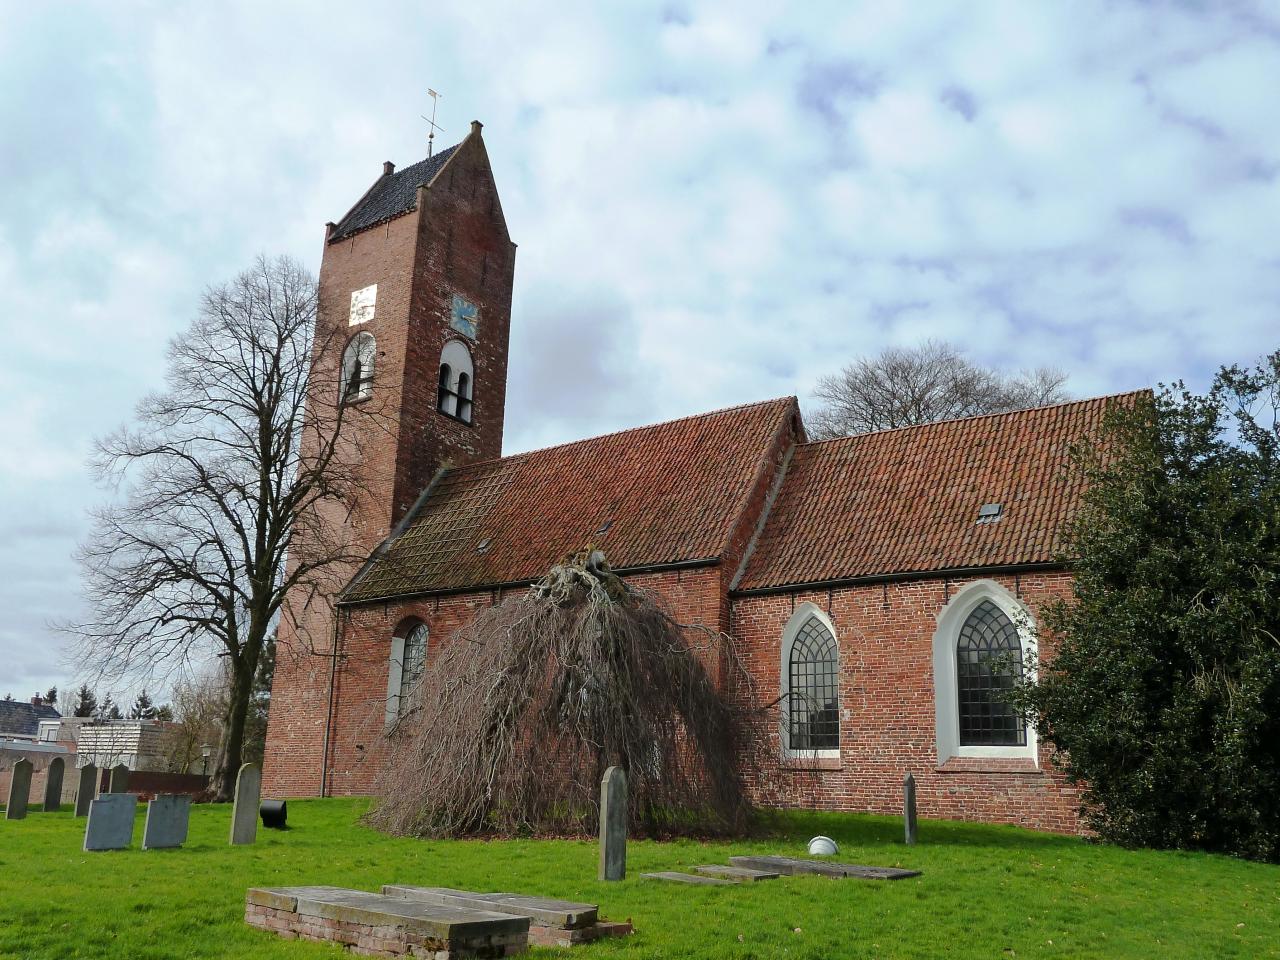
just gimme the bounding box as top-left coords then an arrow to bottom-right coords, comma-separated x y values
270,555 -> 1085,833
316,566 -> 724,797
730,570 -> 1084,833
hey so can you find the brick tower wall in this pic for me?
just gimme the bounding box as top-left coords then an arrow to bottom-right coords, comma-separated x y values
263,126 -> 515,798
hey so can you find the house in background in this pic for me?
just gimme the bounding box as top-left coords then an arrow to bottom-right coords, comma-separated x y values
0,695 -> 61,742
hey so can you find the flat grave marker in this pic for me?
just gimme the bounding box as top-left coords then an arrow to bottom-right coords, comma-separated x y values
43,756 -> 65,811
108,763 -> 129,793
74,764 -> 98,816
230,761 -> 261,845
5,758 -> 32,820
142,794 -> 191,849
729,855 -> 921,881
693,864 -> 779,882
84,794 -> 137,851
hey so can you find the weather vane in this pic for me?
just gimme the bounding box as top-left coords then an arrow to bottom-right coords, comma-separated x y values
422,88 -> 444,157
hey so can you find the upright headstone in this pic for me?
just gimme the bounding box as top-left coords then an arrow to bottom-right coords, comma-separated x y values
84,793 -> 137,851
74,764 -> 98,816
230,762 -> 261,845
108,764 -> 129,794
5,758 -> 33,820
142,794 -> 191,849
904,773 -> 918,846
43,756 -> 65,811
598,765 -> 627,881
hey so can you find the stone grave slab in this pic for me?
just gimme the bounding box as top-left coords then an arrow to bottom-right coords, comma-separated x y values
230,762 -> 260,845
382,885 -> 632,947
108,764 -> 129,793
43,756 -> 65,811
5,758 -> 32,820
729,855 -> 920,880
693,864 -> 779,882
84,794 -> 137,851
640,871 -> 735,886
142,794 -> 191,849
74,764 -> 98,816
245,885 -> 530,958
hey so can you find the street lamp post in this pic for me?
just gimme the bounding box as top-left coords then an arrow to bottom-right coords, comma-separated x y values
200,744 -> 212,779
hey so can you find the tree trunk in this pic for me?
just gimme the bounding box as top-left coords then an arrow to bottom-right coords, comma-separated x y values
212,659 -> 255,801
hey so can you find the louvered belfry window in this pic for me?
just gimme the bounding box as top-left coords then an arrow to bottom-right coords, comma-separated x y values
957,600 -> 1026,746
787,616 -> 840,750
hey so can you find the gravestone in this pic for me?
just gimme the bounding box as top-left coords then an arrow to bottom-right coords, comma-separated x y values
43,756 -> 65,811
230,762 -> 261,845
108,763 -> 129,793
84,793 -> 137,851
74,764 -> 98,816
142,794 -> 191,849
598,765 -> 626,881
904,773 -> 918,846
5,758 -> 33,820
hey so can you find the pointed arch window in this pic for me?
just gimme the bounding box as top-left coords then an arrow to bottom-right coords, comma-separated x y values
783,608 -> 840,753
932,581 -> 1038,763
957,600 -> 1025,746
385,621 -> 428,727
341,332 -> 375,403
437,340 -> 474,424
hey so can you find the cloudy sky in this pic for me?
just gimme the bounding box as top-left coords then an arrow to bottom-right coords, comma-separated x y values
2,1 -> 1277,705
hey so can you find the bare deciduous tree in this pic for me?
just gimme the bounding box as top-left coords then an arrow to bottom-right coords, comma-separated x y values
68,255 -> 384,801
808,340 -> 1069,439
161,668 -> 227,774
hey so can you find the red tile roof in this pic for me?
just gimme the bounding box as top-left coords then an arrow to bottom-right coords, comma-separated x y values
344,398 -> 796,601
735,392 -> 1144,592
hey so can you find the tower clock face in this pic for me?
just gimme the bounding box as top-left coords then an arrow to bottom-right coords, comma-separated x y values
449,294 -> 479,339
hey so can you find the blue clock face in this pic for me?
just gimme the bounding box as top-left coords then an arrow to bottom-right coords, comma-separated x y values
450,294 -> 479,339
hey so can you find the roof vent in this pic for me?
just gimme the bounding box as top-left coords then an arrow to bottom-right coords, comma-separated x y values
476,537 -> 492,554
976,503 -> 1003,525
593,519 -> 613,537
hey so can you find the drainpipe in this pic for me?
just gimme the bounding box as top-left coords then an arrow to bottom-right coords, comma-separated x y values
320,611 -> 341,798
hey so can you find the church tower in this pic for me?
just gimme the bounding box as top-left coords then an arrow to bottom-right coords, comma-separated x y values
263,122 -> 516,797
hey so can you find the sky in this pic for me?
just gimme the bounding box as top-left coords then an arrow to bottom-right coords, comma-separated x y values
1,0 -> 1278,707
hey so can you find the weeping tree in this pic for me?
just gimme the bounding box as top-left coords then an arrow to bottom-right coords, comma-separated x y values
68,255 -> 387,801
367,550 -> 767,839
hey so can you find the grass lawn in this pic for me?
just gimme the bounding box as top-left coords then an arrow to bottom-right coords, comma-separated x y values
0,798 -> 1276,959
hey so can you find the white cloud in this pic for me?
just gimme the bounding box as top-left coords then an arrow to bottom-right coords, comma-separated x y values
3,0 -> 1279,695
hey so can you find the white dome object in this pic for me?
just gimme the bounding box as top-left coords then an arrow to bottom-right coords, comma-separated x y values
807,835 -> 838,856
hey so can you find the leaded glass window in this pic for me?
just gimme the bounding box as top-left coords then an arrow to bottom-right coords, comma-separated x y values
787,616 -> 839,750
399,623 -> 428,704
956,600 -> 1025,746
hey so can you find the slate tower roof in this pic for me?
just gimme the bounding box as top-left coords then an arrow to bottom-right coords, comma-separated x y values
329,144 -> 461,242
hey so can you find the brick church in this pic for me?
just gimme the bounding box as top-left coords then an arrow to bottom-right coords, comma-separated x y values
262,122 -> 1135,834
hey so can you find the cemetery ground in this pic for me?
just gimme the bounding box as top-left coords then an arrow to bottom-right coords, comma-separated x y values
1,798 -> 1277,959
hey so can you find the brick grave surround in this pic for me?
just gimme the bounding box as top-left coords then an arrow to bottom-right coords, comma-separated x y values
245,885 -> 632,956
261,118 -> 1146,837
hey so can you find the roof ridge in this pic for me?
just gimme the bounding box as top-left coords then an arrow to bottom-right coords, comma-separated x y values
447,396 -> 799,474
798,389 -> 1149,449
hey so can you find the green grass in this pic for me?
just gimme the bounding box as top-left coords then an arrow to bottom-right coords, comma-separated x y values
1,798 -> 1277,959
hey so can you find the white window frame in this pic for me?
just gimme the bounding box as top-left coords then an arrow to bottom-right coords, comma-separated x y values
437,340 -> 474,421
779,602 -> 841,760
932,579 -> 1038,764
342,332 -> 376,404
385,623 -> 427,728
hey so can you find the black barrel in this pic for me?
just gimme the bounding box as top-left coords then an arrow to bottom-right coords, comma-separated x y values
259,799 -> 287,829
